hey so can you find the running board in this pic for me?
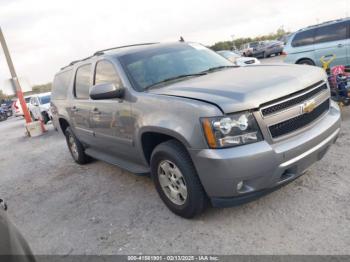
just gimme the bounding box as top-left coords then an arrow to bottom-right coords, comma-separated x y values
85,148 -> 150,176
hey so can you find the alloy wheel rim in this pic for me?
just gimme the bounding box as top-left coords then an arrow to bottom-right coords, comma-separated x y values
157,160 -> 188,205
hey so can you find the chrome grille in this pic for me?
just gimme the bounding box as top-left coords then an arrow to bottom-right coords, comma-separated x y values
269,99 -> 330,138
261,81 -> 327,116
260,81 -> 330,140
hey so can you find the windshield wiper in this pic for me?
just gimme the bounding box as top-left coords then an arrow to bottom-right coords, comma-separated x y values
200,65 -> 237,73
145,73 -> 207,89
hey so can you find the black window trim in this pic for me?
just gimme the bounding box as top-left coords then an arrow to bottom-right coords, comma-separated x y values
292,20 -> 350,48
314,21 -> 349,44
73,63 -> 92,100
291,28 -> 316,47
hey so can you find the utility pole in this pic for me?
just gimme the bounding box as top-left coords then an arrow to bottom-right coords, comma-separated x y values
0,27 -> 31,123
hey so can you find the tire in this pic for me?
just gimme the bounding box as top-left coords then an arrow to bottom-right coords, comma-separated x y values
150,140 -> 208,218
296,59 -> 315,66
41,112 -> 50,124
64,127 -> 91,164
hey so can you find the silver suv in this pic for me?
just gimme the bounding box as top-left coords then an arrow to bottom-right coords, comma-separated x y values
51,42 -> 341,218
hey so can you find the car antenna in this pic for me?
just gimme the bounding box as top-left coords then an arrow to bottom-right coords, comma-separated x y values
179,36 -> 185,42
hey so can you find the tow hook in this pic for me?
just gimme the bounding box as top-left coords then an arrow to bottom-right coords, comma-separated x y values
0,199 -> 7,211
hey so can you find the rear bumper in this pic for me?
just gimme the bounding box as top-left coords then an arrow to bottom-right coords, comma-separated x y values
188,101 -> 341,205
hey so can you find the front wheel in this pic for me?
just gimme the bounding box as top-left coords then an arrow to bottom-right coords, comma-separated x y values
151,140 -> 208,218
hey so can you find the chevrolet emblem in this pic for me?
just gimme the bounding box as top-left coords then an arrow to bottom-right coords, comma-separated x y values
302,99 -> 316,114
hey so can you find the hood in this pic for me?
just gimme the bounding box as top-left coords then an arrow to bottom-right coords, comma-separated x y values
148,64 -> 326,113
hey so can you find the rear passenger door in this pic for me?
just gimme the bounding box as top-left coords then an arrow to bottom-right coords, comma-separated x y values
314,21 -> 349,66
89,60 -> 134,159
70,64 -> 94,144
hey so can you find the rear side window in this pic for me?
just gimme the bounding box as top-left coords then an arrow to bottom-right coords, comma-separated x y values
52,70 -> 72,100
314,22 -> 348,44
74,64 -> 92,99
291,29 -> 315,47
94,60 -> 122,88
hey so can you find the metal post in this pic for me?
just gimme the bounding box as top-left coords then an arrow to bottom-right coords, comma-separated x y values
0,27 -> 31,123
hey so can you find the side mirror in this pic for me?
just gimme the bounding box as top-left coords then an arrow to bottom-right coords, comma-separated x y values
89,83 -> 124,100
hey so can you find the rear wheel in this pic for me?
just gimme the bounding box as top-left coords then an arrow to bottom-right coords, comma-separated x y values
65,127 -> 91,164
296,59 -> 315,66
151,140 -> 208,218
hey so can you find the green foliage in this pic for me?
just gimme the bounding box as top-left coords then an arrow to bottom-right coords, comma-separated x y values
0,90 -> 10,100
31,82 -> 52,93
210,27 -> 289,51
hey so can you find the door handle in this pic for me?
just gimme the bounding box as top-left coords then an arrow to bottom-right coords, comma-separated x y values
92,107 -> 101,115
71,106 -> 78,112
337,43 -> 344,48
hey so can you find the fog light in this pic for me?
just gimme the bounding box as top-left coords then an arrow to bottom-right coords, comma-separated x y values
236,181 -> 244,191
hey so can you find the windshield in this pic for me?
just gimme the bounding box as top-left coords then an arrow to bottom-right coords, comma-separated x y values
119,43 -> 233,91
25,97 -> 31,103
39,95 -> 51,104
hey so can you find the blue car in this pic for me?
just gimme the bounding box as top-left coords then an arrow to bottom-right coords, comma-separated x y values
284,18 -> 350,67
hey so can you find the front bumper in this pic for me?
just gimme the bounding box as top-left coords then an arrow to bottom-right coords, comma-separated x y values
188,101 -> 341,207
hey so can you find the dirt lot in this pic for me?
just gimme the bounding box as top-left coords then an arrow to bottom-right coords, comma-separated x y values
0,60 -> 349,255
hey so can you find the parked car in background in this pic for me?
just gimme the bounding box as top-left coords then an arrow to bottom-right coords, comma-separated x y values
217,50 -> 260,66
52,42 -> 340,218
12,96 -> 31,117
240,42 -> 261,57
284,18 -> 350,66
259,40 -> 284,58
1,100 -> 14,117
0,107 -> 8,121
28,92 -> 52,123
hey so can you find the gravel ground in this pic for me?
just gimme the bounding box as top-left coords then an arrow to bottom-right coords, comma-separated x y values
0,58 -> 349,254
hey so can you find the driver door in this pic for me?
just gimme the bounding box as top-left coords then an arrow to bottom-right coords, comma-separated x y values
89,60 -> 135,159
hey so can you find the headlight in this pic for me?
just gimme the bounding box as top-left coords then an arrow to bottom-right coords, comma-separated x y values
201,112 -> 263,148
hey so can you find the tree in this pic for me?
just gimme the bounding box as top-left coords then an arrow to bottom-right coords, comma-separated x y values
0,90 -> 8,101
31,83 -> 52,93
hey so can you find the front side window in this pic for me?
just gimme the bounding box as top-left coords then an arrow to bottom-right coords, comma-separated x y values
94,60 -> 122,89
291,29 -> 315,47
74,64 -> 92,99
120,43 -> 232,91
314,22 -> 348,44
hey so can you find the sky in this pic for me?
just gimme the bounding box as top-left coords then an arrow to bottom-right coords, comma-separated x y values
0,0 -> 349,94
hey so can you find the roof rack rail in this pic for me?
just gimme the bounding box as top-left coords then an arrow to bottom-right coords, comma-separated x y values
298,17 -> 349,31
60,42 -> 158,71
93,42 -> 158,56
60,55 -> 96,70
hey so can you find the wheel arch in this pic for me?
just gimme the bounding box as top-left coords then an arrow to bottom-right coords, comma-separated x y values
295,57 -> 315,65
58,117 -> 70,133
139,127 -> 191,164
